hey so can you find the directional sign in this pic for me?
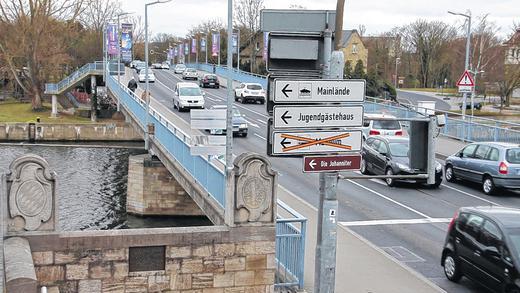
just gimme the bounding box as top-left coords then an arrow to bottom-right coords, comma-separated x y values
191,109 -> 226,129
274,79 -> 365,103
303,155 -> 361,173
273,105 -> 364,129
456,70 -> 475,93
271,130 -> 362,155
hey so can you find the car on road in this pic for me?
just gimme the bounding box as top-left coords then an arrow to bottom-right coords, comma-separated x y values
234,83 -> 265,104
182,68 -> 198,80
441,206 -> 520,293
445,142 -> 520,195
173,82 -> 205,111
174,64 -> 186,74
360,136 -> 442,187
362,113 -> 404,140
138,70 -> 155,83
152,63 -> 162,69
199,74 -> 220,88
161,62 -> 170,70
207,105 -> 248,137
134,61 -> 146,73
459,102 -> 483,110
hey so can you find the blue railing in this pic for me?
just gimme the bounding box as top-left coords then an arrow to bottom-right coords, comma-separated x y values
107,73 -> 226,207
187,63 -> 267,87
45,62 -> 104,94
275,200 -> 307,290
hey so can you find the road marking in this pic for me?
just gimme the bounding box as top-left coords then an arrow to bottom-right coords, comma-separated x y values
244,119 -> 260,128
206,97 -> 218,102
256,119 -> 267,125
254,133 -> 266,141
339,218 -> 451,227
347,179 -> 432,218
155,78 -> 175,93
382,246 -> 426,263
441,184 -> 500,206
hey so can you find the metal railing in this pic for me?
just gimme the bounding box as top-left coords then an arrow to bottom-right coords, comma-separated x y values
107,73 -> 226,207
187,63 -> 267,87
44,61 -> 104,95
276,200 -> 307,290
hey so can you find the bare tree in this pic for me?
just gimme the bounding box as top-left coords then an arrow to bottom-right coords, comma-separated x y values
400,20 -> 456,87
470,15 -> 502,84
234,0 -> 264,72
80,0 -> 121,32
358,25 -> 366,37
498,27 -> 520,108
0,0 -> 86,110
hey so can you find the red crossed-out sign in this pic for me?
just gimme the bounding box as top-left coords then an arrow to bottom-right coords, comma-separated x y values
456,70 -> 475,87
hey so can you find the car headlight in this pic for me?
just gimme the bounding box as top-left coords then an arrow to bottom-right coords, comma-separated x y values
435,162 -> 442,172
396,163 -> 411,172
240,124 -> 248,129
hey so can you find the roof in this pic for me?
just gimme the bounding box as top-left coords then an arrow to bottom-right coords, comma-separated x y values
364,113 -> 397,118
504,29 -> 520,46
470,141 -> 520,148
373,136 -> 409,143
339,30 -> 357,48
463,206 -> 520,228
177,82 -> 198,88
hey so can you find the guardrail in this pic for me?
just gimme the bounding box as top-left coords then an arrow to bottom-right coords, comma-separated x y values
107,73 -> 226,207
187,63 -> 267,87
45,62 -> 104,95
275,200 -> 307,290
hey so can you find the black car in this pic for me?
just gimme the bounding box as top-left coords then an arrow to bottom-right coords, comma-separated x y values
441,206 -> 520,293
199,74 -> 220,88
360,136 -> 443,187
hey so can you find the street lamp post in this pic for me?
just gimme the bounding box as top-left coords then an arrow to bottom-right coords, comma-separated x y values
449,10 -> 472,120
145,0 -> 172,151
394,57 -> 400,89
236,29 -> 240,70
117,12 -> 134,112
205,34 -> 208,64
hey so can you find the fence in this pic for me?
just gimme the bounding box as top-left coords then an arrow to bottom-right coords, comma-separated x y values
187,63 -> 267,87
275,200 -> 307,290
107,73 -> 226,207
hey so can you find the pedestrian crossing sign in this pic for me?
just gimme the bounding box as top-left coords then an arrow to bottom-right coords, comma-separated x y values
456,70 -> 474,93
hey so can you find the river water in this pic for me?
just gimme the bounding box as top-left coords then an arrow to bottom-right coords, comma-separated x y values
0,144 -> 211,231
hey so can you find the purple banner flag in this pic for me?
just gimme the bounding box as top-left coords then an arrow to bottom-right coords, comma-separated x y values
107,24 -> 118,55
263,32 -> 269,61
120,23 -> 133,62
191,38 -> 197,54
200,38 -> 206,52
212,33 -> 220,57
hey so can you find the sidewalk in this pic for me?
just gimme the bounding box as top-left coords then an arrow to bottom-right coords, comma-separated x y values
278,186 -> 446,293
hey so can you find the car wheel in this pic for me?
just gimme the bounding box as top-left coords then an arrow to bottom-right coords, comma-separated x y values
431,179 -> 442,189
360,159 -> 369,175
216,86 -> 220,89
443,252 -> 462,282
445,165 -> 456,182
385,168 -> 395,187
241,95 -> 246,104
242,133 -> 248,137
260,99 -> 265,105
173,101 -> 177,109
482,176 -> 496,195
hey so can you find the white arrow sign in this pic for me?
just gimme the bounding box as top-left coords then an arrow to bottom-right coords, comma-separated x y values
274,79 -> 365,103
273,105 -> 364,129
309,159 -> 317,169
271,130 -> 362,155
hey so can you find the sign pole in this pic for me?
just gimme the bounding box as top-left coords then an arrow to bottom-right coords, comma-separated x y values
314,27 -> 339,293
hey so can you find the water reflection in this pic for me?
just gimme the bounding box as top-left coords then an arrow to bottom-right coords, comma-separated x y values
0,145 -> 211,231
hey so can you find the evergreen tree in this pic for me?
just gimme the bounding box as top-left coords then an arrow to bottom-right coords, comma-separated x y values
343,60 -> 352,79
352,60 -> 365,79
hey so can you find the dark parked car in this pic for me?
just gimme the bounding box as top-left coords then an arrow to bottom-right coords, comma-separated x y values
460,102 -> 482,110
199,74 -> 220,88
441,206 -> 520,293
445,142 -> 520,195
207,105 -> 248,137
361,136 -> 443,187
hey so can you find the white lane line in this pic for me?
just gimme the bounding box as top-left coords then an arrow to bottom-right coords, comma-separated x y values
206,97 -> 218,102
155,78 -> 175,93
339,218 -> 451,227
244,119 -> 260,128
233,103 -> 269,118
256,119 -> 267,125
441,184 -> 500,206
369,178 -> 387,186
347,179 -> 432,218
254,133 -> 266,141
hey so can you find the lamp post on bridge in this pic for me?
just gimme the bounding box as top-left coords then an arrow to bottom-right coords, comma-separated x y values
117,12 -> 134,112
145,0 -> 172,151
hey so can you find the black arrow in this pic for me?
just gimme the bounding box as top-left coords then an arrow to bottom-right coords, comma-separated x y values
282,84 -> 292,97
281,110 -> 292,124
280,137 -> 291,148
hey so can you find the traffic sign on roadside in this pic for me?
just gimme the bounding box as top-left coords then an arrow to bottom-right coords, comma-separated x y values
273,105 -> 364,129
273,79 -> 365,103
303,154 -> 361,173
270,129 -> 362,155
456,70 -> 474,93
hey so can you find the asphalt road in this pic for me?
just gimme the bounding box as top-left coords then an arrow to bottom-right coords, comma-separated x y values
134,68 -> 520,293
397,89 -> 451,111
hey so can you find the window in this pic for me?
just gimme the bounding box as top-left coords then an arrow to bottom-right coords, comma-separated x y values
365,138 -> 375,148
389,142 -> 408,157
352,43 -> 358,54
506,148 -> 520,163
372,120 -> 401,130
456,213 -> 469,231
487,148 -> 499,161
370,139 -> 380,151
480,220 -> 502,248
474,145 -> 491,160
378,141 -> 389,155
461,144 -> 478,158
465,214 -> 484,239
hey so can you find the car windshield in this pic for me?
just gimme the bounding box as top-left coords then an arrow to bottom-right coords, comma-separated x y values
247,84 -> 262,90
506,148 -> 520,164
205,75 -> 217,79
389,142 -> 408,157
372,120 -> 401,130
507,229 -> 520,261
186,69 -> 196,72
176,65 -> 186,69
179,87 -> 202,96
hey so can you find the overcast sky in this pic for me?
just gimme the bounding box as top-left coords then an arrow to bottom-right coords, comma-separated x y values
121,0 -> 519,38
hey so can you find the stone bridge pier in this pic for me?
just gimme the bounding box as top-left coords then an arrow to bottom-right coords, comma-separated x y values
2,152 -> 278,293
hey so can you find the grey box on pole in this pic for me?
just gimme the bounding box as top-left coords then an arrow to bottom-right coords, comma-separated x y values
409,120 -> 429,172
261,9 -> 336,33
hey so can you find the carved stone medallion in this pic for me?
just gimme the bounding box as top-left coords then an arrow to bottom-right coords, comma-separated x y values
234,153 -> 277,224
3,154 -> 57,232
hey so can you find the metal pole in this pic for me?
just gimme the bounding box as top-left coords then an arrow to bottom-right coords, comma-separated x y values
237,29 -> 240,70
205,35 -> 208,64
462,12 -> 471,121
144,3 -> 150,151
103,24 -> 106,83
225,0 -> 233,169
195,37 -> 199,65
394,57 -> 399,88
117,16 -> 122,112
334,0 -> 345,51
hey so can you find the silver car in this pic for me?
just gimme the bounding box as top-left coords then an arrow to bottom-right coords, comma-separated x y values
445,142 -> 520,195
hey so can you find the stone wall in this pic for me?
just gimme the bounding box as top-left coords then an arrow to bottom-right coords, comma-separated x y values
0,123 -> 142,141
24,226 -> 275,293
127,154 -> 205,217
